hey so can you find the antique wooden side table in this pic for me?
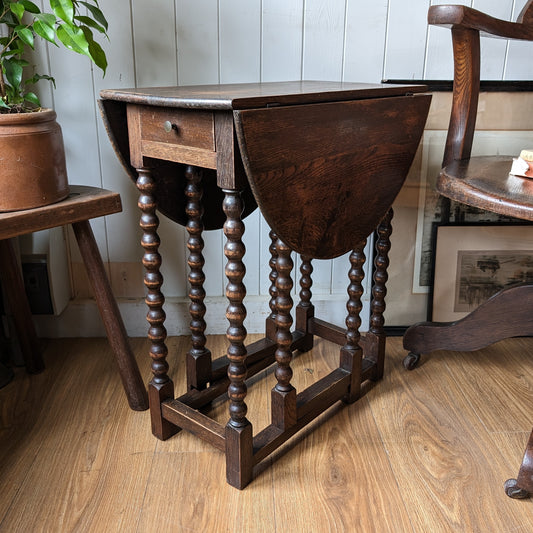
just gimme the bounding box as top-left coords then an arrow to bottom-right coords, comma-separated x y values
100,81 -> 431,488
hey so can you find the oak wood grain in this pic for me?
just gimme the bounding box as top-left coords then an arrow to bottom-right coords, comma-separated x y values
234,94 -> 431,259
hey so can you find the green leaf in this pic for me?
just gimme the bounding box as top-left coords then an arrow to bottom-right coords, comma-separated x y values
0,99 -> 10,110
23,91 -> 41,107
23,91 -> 40,106
20,0 -> 41,14
15,26 -> 34,48
34,19 -> 57,44
50,0 -> 74,24
25,73 -> 56,89
2,42 -> 26,58
86,33 -> 106,73
35,13 -> 56,27
4,60 -> 23,91
56,23 -> 87,55
74,15 -> 105,34
1,11 -> 18,28
78,1 -> 108,31
10,3 -> 25,23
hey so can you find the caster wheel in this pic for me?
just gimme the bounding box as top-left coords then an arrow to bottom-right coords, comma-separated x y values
504,478 -> 530,499
403,352 -> 420,371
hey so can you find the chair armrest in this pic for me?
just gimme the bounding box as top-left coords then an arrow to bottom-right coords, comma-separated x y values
429,4 -> 533,41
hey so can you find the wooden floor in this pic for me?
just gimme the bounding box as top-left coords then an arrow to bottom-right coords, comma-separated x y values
1,333 -> 532,532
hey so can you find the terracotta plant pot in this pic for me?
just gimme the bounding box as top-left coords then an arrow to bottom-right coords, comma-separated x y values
0,109 -> 69,212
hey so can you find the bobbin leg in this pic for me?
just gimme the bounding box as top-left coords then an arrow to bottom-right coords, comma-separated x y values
265,229 -> 278,341
368,208 -> 393,380
271,238 -> 296,430
295,256 -> 314,352
341,240 -> 366,403
185,165 -> 211,390
222,189 -> 253,489
137,168 -> 177,440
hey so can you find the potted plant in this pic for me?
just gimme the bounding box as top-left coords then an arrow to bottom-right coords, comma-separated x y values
0,0 -> 108,211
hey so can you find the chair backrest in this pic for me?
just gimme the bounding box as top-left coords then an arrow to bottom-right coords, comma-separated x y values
428,1 -> 533,167
518,1 -> 533,25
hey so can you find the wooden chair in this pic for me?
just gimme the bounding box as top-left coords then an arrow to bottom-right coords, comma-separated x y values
0,185 -> 148,411
403,2 -> 533,498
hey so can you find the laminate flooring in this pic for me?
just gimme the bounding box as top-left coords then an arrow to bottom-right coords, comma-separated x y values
1,334 -> 532,532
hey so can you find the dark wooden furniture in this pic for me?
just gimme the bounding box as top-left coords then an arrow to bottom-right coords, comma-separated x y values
402,2 -> 533,498
101,80 -> 431,488
0,185 -> 148,411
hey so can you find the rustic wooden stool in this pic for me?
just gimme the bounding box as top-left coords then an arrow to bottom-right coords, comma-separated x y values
0,185 -> 148,411
101,81 -> 431,488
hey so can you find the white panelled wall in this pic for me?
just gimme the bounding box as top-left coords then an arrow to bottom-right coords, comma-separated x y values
23,0 -> 533,337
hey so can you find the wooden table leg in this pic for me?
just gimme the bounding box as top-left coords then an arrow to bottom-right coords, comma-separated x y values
72,219 -> 148,411
137,167 -> 178,430
341,241 -> 366,403
365,209 -> 392,381
0,238 -> 43,374
295,255 -> 315,352
222,189 -> 253,489
271,237 -> 297,429
184,165 -> 211,390
265,229 -> 278,341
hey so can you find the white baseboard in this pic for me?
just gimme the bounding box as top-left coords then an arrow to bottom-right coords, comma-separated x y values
31,294 -> 370,338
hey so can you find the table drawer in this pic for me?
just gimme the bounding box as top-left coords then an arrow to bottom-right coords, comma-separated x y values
139,106 -> 215,151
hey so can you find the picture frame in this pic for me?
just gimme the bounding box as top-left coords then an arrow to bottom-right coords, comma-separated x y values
431,224 -> 533,323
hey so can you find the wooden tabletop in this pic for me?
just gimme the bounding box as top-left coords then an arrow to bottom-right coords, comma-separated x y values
100,80 -> 428,110
0,185 -> 122,240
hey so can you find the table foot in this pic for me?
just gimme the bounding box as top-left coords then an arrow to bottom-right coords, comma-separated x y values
226,422 -> 253,489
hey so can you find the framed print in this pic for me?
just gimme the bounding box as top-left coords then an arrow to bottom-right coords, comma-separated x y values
432,225 -> 533,323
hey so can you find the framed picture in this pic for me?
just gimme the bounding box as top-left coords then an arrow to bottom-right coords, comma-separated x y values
431,224 -> 533,322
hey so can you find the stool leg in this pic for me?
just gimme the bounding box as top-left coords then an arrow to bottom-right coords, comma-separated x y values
271,238 -> 297,430
72,220 -> 148,411
184,165 -> 211,390
0,238 -> 43,374
341,240 -> 366,403
137,168 -> 176,433
368,208 -> 393,381
222,189 -> 253,489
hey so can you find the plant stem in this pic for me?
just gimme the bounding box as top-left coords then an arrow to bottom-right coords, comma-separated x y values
0,69 -> 5,100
